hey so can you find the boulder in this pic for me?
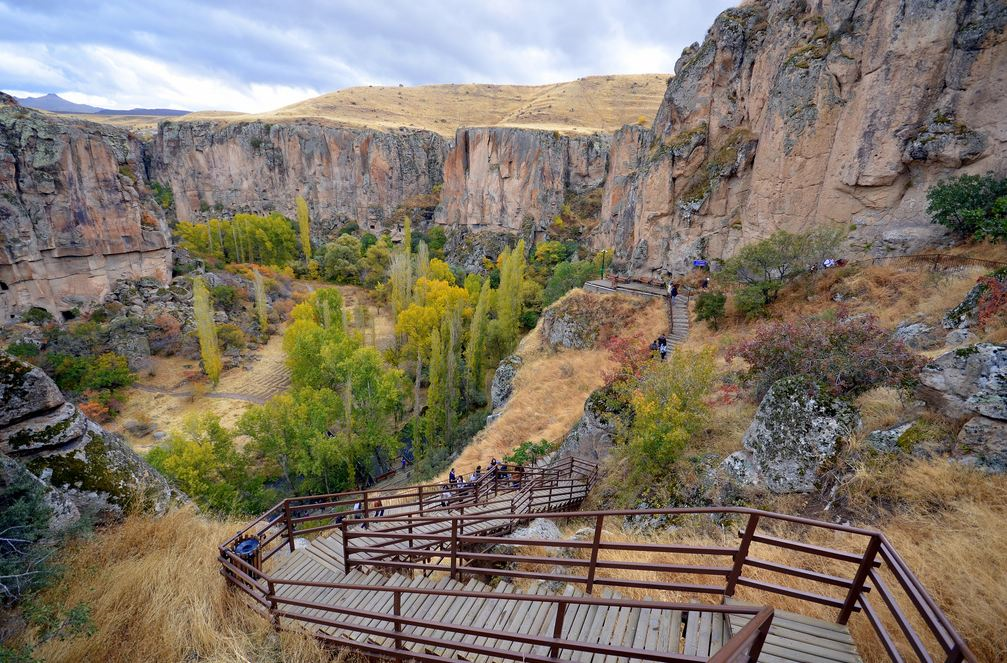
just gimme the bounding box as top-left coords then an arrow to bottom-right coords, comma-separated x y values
918,344 -> 1007,421
0,352 -> 184,523
723,377 -> 860,493
865,422 -> 914,454
555,388 -> 619,462
957,417 -> 1007,472
490,354 -> 522,411
894,322 -> 939,350
510,518 -> 562,541
945,329 -> 976,346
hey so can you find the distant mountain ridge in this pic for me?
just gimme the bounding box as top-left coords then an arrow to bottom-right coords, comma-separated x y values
14,93 -> 189,116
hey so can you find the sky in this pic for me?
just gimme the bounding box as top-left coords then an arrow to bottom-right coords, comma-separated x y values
0,0 -> 737,113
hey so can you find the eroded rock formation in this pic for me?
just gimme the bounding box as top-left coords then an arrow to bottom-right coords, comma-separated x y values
150,120 -> 447,237
593,0 -> 1007,277
0,352 -> 182,522
0,96 -> 172,321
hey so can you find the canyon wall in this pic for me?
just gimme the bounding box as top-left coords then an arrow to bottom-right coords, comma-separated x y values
0,94 -> 171,322
150,120 -> 448,238
594,0 -> 1007,277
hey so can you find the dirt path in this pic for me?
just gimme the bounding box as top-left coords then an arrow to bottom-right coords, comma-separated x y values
109,331 -> 290,453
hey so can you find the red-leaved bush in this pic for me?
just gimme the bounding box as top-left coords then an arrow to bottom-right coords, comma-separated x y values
726,312 -> 924,400
976,275 -> 1007,330
603,334 -> 651,386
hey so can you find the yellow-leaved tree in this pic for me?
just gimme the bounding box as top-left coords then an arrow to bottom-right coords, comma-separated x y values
192,276 -> 222,384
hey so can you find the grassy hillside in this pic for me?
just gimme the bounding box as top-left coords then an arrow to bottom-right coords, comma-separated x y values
178,74 -> 669,136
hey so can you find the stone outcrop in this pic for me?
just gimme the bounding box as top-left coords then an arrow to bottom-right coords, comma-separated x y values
150,120 -> 447,237
555,388 -> 619,463
593,0 -> 1007,278
0,352 -> 183,521
919,343 -> 1007,471
435,128 -> 609,248
0,100 -> 172,322
723,376 -> 860,493
490,354 -> 523,411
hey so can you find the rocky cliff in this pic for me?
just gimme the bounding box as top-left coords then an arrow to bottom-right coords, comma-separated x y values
0,94 -> 172,322
594,0 -> 1007,277
435,127 -> 609,240
150,120 -> 447,237
0,352 -> 182,525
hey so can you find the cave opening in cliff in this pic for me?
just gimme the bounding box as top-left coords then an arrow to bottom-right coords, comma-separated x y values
60,309 -> 77,321
0,281 -> 8,291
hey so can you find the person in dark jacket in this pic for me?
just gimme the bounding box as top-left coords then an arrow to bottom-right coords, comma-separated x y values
657,334 -> 668,361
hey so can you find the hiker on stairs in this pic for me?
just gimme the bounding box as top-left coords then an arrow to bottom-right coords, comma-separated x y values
658,334 -> 668,361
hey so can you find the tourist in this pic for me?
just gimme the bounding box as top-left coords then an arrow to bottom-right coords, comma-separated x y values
701,277 -> 710,289
373,498 -> 384,519
441,486 -> 452,508
449,467 -> 457,484
657,334 -> 668,361
352,501 -> 366,529
670,283 -> 679,303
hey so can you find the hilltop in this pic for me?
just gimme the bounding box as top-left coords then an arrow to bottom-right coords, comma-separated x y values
176,74 -> 669,136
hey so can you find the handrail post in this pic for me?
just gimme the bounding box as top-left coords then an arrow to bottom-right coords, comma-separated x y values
362,490 -> 369,522
450,517 -> 458,580
726,514 -> 759,596
283,499 -> 295,552
585,514 -> 604,594
838,534 -> 881,624
548,602 -> 567,658
266,578 -> 279,628
393,592 -> 403,651
417,485 -> 424,515
341,518 -> 351,573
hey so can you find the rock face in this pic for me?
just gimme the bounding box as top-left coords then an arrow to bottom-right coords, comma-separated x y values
556,389 -> 619,463
0,353 -> 182,521
490,354 -> 523,411
723,376 -> 860,493
150,120 -> 447,237
919,343 -> 1007,471
0,102 -> 172,322
593,0 -> 1007,277
434,127 -> 609,246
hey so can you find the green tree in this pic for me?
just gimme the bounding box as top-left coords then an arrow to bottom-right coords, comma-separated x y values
360,238 -> 392,288
416,241 -> 430,282
694,291 -> 727,329
423,326 -> 446,461
322,235 -> 363,283
616,349 -> 716,482
466,279 -> 492,396
253,269 -> 269,333
496,240 -> 526,351
296,195 -> 312,261
926,173 -> 1007,240
543,260 -> 598,305
192,277 -> 222,384
719,228 -> 844,305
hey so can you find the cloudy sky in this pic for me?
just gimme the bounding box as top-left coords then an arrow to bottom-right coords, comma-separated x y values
1,0 -> 736,113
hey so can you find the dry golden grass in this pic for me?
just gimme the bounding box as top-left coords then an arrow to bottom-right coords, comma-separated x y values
20,508 -> 341,663
444,291 -> 665,475
175,75 -> 669,136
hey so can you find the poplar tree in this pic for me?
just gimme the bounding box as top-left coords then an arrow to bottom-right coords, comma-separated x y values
253,269 -> 268,334
416,241 -> 430,283
423,327 -> 446,460
193,277 -> 222,384
296,195 -> 312,261
402,217 -> 412,257
444,307 -> 461,444
466,279 -> 492,396
496,239 -> 525,350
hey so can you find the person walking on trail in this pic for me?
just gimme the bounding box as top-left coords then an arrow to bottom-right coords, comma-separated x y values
701,277 -> 710,289
449,468 -> 457,484
657,334 -> 668,361
373,498 -> 384,519
352,501 -> 366,529
670,283 -> 679,303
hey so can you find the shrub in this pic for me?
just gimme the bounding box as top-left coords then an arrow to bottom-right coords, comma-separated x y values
543,260 -> 598,305
5,341 -> 39,358
215,323 -> 246,350
21,307 -> 52,324
733,283 -> 770,319
0,462 -> 54,604
926,173 -> 1007,240
79,399 -> 112,423
727,312 -> 924,400
503,440 -> 555,466
210,285 -> 240,311
694,291 -> 727,329
81,353 -> 134,391
976,275 -> 1007,330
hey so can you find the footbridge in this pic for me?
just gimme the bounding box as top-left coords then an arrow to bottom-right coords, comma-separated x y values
220,457 -> 976,663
